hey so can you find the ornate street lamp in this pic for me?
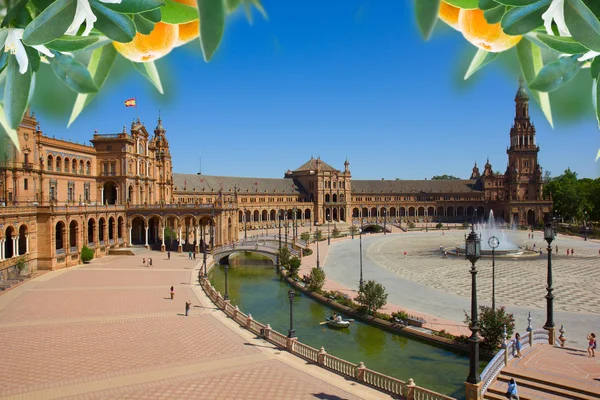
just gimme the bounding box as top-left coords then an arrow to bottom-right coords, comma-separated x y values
210,209 -> 215,256
315,222 -> 320,269
383,208 -> 387,235
488,236 -> 499,311
293,207 -> 297,242
359,225 -> 364,292
543,217 -> 556,344
288,289 -> 296,338
465,226 -> 481,386
583,211 -> 588,241
277,210 -> 282,273
202,222 -> 207,277
243,208 -> 247,241
284,211 -> 288,248
327,209 -> 331,245
224,264 -> 229,301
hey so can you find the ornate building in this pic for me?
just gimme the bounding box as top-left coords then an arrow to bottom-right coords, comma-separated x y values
0,80 -> 552,272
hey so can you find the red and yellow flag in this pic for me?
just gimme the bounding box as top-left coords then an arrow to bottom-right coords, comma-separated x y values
124,98 -> 136,107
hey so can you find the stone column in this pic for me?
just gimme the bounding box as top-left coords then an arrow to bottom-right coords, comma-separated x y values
161,226 -> 165,252
12,237 -> 17,257
100,188 -> 104,205
115,188 -> 119,205
0,239 -> 4,260
128,227 -> 132,246
144,227 -> 149,248
178,227 -> 183,253
195,226 -> 200,253
26,234 -> 29,254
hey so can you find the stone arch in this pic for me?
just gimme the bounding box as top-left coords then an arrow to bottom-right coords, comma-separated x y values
427,206 -> 435,217
56,156 -> 62,171
131,216 -> 146,246
86,160 -> 91,175
417,207 -> 425,217
447,207 -> 455,219
381,207 -> 387,220
148,216 -> 161,248
262,210 -> 268,222
389,207 -> 397,219
238,210 -> 244,223
117,216 -> 124,239
437,206 -> 445,219
332,193 -> 337,203
400,207 -> 406,217
72,158 -> 77,174
18,224 -> 27,255
47,154 -> 53,171
128,185 -> 134,203
79,159 -> 84,174
527,209 -> 536,226
4,226 -> 15,258
457,206 -> 465,217
408,207 -> 415,217
98,218 -> 106,242
253,210 -> 259,222
325,194 -> 330,203
64,157 -> 70,173
361,207 -> 368,219
370,207 -> 377,219
304,208 -> 311,221
108,217 -> 115,241
467,206 -> 475,218
325,208 -> 331,222
332,208 -> 338,221
55,221 -> 65,251
87,218 -> 96,245
352,207 -> 359,218
340,208 -> 345,221
270,209 -> 276,222
103,182 -> 118,205
69,220 -> 78,249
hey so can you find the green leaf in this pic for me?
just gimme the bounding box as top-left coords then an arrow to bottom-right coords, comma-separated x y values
564,0 -> 600,52
414,0 -> 441,41
494,0 -> 539,5
0,51 -> 9,72
198,0 -> 225,62
161,0 -> 199,24
445,0 -> 479,8
69,44 -> 117,127
50,51 -> 99,93
45,35 -> 100,52
102,0 -> 165,14
4,55 -> 32,130
479,0 -> 499,10
134,14 -> 155,35
31,0 -> 54,12
2,0 -> 32,28
484,5 -> 506,24
0,103 -> 20,149
501,0 -> 551,36
529,55 -> 582,92
24,45 -> 40,72
91,0 -> 137,43
595,77 -> 600,128
22,0 -> 77,46
464,49 -> 499,79
531,32 -> 590,54
141,8 -> 162,23
591,57 -> 600,78
0,29 -> 9,50
225,0 -> 243,13
517,40 -> 553,126
133,61 -> 163,94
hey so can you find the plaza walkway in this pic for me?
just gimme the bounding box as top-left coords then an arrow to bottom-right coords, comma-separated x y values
0,252 -> 392,400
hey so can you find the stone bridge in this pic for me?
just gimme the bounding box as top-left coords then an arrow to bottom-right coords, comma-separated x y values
213,240 -> 300,265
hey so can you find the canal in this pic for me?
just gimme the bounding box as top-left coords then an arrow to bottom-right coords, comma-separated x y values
209,253 -> 474,399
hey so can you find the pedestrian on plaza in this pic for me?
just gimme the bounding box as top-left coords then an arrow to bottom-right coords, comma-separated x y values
149,258 -> 153,267
556,245 -> 558,253
567,249 -> 570,256
443,250 -> 447,258
403,250 -> 407,258
588,333 -> 596,357
167,251 -> 171,260
142,258 -> 146,267
440,244 -> 443,253
170,286 -> 175,300
188,251 -> 192,260
528,233 -> 530,239
185,300 -> 191,316
193,252 -> 196,260
505,378 -> 519,400
571,248 -> 574,256
515,333 -> 522,358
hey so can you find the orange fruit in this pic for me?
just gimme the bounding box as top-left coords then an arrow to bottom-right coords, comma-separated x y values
114,22 -> 179,62
173,0 -> 200,47
458,9 -> 522,53
439,1 -> 460,31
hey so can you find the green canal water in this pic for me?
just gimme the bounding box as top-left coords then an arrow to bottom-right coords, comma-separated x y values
209,254 -> 472,399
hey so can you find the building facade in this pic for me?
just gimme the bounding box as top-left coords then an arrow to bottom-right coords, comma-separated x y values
0,80 -> 552,272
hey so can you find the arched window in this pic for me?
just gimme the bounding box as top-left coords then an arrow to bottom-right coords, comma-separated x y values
56,156 -> 62,171
64,157 -> 70,172
72,159 -> 77,173
79,160 -> 84,174
47,155 -> 53,171
86,161 -> 91,175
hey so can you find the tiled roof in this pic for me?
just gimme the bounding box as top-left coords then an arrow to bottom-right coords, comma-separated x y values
351,179 -> 482,194
293,157 -> 338,172
173,174 -> 303,194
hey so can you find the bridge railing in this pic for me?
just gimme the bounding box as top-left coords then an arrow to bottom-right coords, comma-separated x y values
214,243 -> 299,258
200,277 -> 454,400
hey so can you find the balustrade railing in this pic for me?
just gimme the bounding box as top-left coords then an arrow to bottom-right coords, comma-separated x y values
70,246 -> 77,253
56,248 -> 65,255
323,353 -> 358,378
247,319 -> 265,336
268,330 -> 288,349
362,369 -> 406,396
532,329 -> 549,344
291,341 -> 319,363
413,386 -> 455,400
480,348 -> 506,394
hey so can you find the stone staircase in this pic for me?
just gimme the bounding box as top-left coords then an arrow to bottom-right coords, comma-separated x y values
0,276 -> 28,291
484,369 -> 600,400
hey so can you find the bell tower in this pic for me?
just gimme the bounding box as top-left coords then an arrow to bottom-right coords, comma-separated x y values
151,116 -> 173,204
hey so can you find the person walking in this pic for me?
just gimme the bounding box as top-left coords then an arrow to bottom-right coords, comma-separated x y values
567,249 -> 570,256
170,286 -> 175,300
571,248 -> 574,256
403,250 -> 407,258
149,258 -> 153,267
556,245 -> 558,253
142,258 -> 146,267
515,333 -> 522,358
506,378 -> 519,399
588,333 -> 596,357
167,251 -> 171,260
193,252 -> 196,260
185,300 -> 191,316
188,251 -> 192,260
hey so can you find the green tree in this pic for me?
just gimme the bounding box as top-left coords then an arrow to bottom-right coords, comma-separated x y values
277,246 -> 291,269
314,229 -> 322,241
332,226 -> 341,238
81,246 -> 94,263
355,280 -> 388,315
287,256 -> 301,279
544,168 -> 581,221
349,225 -> 359,235
16,257 -> 27,274
300,232 -> 311,242
436,222 -> 443,229
431,175 -> 461,180
464,306 -> 515,351
307,267 -> 326,292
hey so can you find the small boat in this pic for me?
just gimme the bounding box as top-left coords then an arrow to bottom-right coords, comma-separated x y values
325,317 -> 351,328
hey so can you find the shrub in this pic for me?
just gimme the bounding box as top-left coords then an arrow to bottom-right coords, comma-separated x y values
287,256 -> 301,279
300,232 -> 311,242
392,310 -> 409,320
81,245 -> 94,263
332,227 -> 341,238
307,267 -> 325,291
436,222 -> 443,229
374,311 -> 392,321
464,306 -> 515,351
16,257 -> 27,273
408,222 -> 415,229
302,247 -> 313,256
314,229 -> 323,241
355,280 -> 388,315
462,221 -> 470,228
277,246 -> 291,269
349,225 -> 359,235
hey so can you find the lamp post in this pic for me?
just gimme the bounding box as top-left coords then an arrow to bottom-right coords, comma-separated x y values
315,222 -> 320,269
293,207 -> 297,242
224,264 -> 229,301
488,236 -> 499,311
288,289 -> 296,338
210,209 -> 215,256
327,209 -> 331,245
465,226 -> 481,387
243,208 -> 247,241
202,223 -> 207,277
359,225 -> 364,292
543,218 -> 556,344
383,208 -> 387,235
277,210 -> 282,273
583,211 -> 588,241
284,211 -> 288,248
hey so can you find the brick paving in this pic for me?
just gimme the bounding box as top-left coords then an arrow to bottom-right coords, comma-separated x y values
0,251 -> 390,400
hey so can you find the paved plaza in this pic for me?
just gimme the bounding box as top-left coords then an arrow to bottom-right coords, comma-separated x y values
316,229 -> 600,348
0,252 -> 391,400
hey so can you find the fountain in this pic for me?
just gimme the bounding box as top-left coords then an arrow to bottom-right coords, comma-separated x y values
455,211 -> 534,257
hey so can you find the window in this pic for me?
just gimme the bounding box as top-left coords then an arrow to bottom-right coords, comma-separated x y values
24,153 -> 29,165
68,182 -> 75,201
24,179 -> 28,190
86,161 -> 91,175
84,183 -> 90,202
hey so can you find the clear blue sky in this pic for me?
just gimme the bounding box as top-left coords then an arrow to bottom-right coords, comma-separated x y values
35,1 -> 599,180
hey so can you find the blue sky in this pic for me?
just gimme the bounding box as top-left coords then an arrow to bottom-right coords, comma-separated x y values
35,1 -> 599,180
